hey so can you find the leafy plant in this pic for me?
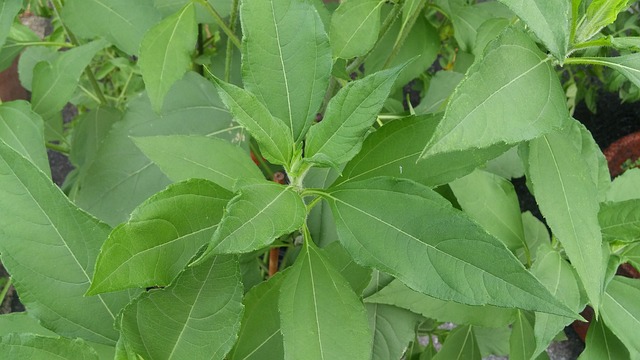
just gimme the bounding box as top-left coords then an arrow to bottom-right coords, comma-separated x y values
0,0 -> 640,359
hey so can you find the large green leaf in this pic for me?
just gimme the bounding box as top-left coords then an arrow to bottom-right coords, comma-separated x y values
154,0 -> 232,22
599,199 -> 640,243
432,325 -> 481,360
579,317 -> 630,360
420,27 -> 567,158
325,177 -> 576,317
509,311 -> 550,360
367,304 -> 420,360
0,23 -> 40,73
119,255 -> 244,359
212,77 -> 294,166
576,54 -> 640,89
133,135 -> 263,191
601,276 -> 640,354
305,65 -> 406,168
0,334 -> 98,360
69,107 -> 122,169
450,169 -> 526,252
414,71 -> 464,114
606,168 -> 640,202
526,127 -> 604,311
88,179 -> 233,295
366,280 -> 517,328
31,39 -> 108,120
0,101 -> 49,175
330,0 -> 383,59
139,3 -> 197,112
336,115 -> 510,187
0,0 -> 21,49
279,240 -> 372,360
62,0 -> 162,55
497,0 -> 570,59
321,241 -> 372,295
202,181 -> 306,258
241,0 -> 332,142
229,271 -> 286,360
0,141 -> 132,344
304,167 -> 341,247
575,0 -> 631,44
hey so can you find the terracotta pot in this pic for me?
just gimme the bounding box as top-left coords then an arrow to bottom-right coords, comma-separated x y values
0,57 -> 28,102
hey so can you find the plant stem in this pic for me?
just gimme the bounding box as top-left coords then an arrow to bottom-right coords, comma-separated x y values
224,0 -> 240,82
46,142 -> 69,154
249,141 -> 275,179
0,277 -> 12,305
196,0 -> 242,49
12,41 -> 74,48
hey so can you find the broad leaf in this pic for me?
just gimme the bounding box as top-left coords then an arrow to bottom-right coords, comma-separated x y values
367,304 -> 420,360
305,167 -> 341,247
606,168 -> 640,202
509,311 -> 547,360
623,243 -> 640,272
241,0 -> 332,142
0,334 -> 98,360
62,0 -> 162,55
322,241 -> 372,295
432,325 -> 481,360
414,71 -> 464,114
70,107 -> 122,169
17,46 -> 58,91
366,280 -> 517,328
31,40 -> 108,120
473,18 -> 510,57
212,77 -> 294,166
599,199 -> 640,243
325,177 -> 576,317
279,241 -> 372,360
88,179 -> 233,295
497,0 -> 570,59
330,0 -> 383,59
133,135 -> 263,191
601,276 -> 640,354
577,54 -> 640,89
0,0 -> 21,49
229,271 -> 286,360
575,0 -> 631,43
474,326 -> 511,358
519,212 -> 550,263
0,100 -> 49,175
139,3 -> 197,112
526,127 -> 604,311
0,141 -> 132,344
202,181 -> 306,258
0,23 -> 40,73
420,27 -> 566,158
119,255 -> 244,359
579,317 -> 630,360
154,0 -> 232,23
305,65 -> 406,168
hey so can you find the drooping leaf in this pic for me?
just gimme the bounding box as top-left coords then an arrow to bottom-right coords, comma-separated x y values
88,179 -> 233,295
229,271 -> 286,360
575,0 -> 631,44
606,168 -> 640,202
0,141 -> 132,345
420,27 -> 567,158
241,0 -> 332,142
62,0 -> 162,55
69,107 -> 122,169
321,241 -> 372,295
0,334 -> 98,360
366,280 -> 517,328
119,254 -> 244,359
432,325 -> 481,360
139,2 -> 197,112
579,317 -> 631,360
330,0 -> 383,59
211,77 -> 294,166
0,0 -> 21,49
279,241 -> 372,360
201,181 -> 306,258
601,276 -> 640,354
526,127 -> 604,311
335,115 -> 510,188
497,0 -> 570,59
133,135 -> 263,191
305,65 -> 407,168
325,177 -> 576,317
599,199 -> 640,243
367,303 -> 420,360
0,101 -> 49,175
576,54 -> 640,89
31,39 -> 108,120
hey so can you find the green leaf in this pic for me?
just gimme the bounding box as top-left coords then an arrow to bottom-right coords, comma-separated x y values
473,18 -> 510,57
119,254 -> 244,359
154,0 -> 232,23
579,317 -> 631,360
139,2 -> 197,112
305,65 -> 406,168
202,181 -> 306,258
509,311 -> 545,360
321,241 -> 372,295
336,115 -> 510,188
0,334 -> 98,360
575,0 -> 631,44
0,23 -> 39,72
606,168 -> 640,202
601,276 -> 640,354
367,304 -> 420,360
474,326 -> 511,358
241,0 -> 332,142
525,127 -> 604,311
133,135 -> 263,191
420,27 -> 567,158
229,271 -> 286,360
497,0 -> 570,59
31,39 -> 108,120
305,167 -> 341,247
330,0 -> 383,59
450,169 -> 526,252
0,0 -> 21,49
599,199 -> 640,243
366,280 -> 517,328
433,325 -> 481,360
70,107 -> 122,169
62,0 -> 162,55
17,46 -> 57,91
211,77 -> 294,166
0,101 -> 49,175
88,179 -> 233,295
623,243 -> 640,271
415,71 -> 464,114
279,241 -> 372,360
325,177 -> 576,317
577,54 -> 640,89
0,141 -> 132,344
519,212 -> 550,263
